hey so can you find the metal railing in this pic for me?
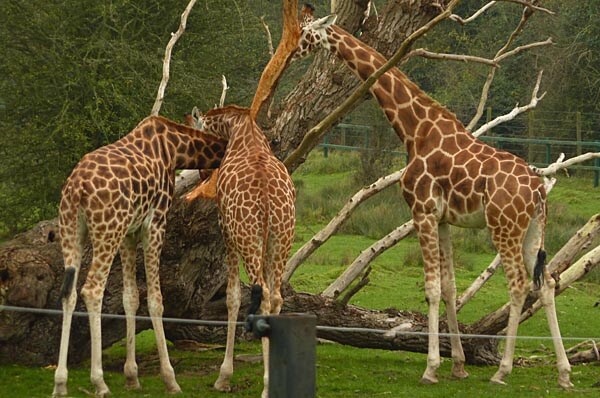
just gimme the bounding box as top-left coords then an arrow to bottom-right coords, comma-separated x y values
319,124 -> 600,187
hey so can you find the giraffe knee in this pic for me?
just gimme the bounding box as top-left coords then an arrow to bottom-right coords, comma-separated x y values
147,295 -> 164,317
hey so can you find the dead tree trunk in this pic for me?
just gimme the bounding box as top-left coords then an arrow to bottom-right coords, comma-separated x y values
0,178 -> 227,366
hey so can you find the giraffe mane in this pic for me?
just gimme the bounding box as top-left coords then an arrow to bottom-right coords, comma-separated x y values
204,105 -> 250,117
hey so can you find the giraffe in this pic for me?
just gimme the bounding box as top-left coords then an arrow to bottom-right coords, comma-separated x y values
191,105 -> 295,398
293,10 -> 573,389
53,115 -> 227,397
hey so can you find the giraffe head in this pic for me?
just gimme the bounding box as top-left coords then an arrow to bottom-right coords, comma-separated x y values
292,6 -> 337,61
195,105 -> 250,140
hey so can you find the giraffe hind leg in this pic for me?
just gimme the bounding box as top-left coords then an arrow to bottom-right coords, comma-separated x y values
53,267 -> 79,397
214,248 -> 241,392
438,224 -> 468,380
120,236 -> 141,390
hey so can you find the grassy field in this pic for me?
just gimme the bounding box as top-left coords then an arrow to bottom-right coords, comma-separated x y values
1,151 -> 599,397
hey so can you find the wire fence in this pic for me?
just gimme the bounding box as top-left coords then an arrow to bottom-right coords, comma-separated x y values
2,304 -> 599,343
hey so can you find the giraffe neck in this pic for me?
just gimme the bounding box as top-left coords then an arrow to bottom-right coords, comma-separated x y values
203,109 -> 271,154
326,25 -> 464,154
138,116 -> 226,170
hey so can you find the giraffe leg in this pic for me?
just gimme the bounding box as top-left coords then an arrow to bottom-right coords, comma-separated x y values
489,230 -> 528,386
53,266 -> 79,397
214,249 -> 241,392
142,223 -> 181,394
438,224 -> 468,380
523,216 -> 572,388
81,250 -> 118,397
415,214 -> 442,385
259,276 -> 272,398
120,236 -> 141,390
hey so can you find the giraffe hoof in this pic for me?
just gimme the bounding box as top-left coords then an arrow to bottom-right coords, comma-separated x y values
125,378 -> 141,390
452,369 -> 469,380
420,375 -> 438,385
214,378 -> 232,392
558,376 -> 574,389
52,383 -> 68,397
490,376 -> 507,386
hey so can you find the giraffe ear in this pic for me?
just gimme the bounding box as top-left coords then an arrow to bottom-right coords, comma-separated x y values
311,14 -> 337,30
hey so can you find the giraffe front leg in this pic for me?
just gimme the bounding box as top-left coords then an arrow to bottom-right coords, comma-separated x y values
438,224 -> 468,380
214,249 -> 240,392
415,215 -> 442,385
120,237 -> 141,390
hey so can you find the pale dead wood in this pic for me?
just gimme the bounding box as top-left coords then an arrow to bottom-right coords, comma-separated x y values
321,221 -> 414,298
499,0 -> 555,15
531,152 -> 600,177
404,48 -> 498,66
466,2 -> 541,130
450,1 -> 497,25
494,37 -> 553,63
472,70 -> 545,137
338,266 -> 372,306
219,75 -> 229,108
259,16 -> 274,57
284,169 -> 406,282
151,0 -> 197,116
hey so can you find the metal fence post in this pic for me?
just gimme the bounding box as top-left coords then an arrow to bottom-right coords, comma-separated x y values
247,313 -> 317,398
268,313 -> 317,398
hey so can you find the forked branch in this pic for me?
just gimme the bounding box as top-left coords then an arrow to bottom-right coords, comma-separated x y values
151,0 -> 197,116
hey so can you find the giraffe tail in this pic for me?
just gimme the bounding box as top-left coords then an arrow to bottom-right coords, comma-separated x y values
533,249 -> 546,289
533,187 -> 548,289
56,267 -> 77,308
247,284 -> 263,316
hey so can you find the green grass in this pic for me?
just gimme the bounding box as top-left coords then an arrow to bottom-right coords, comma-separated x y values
2,151 -> 600,397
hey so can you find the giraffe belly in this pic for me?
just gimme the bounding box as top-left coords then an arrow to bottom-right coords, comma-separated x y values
445,207 -> 486,229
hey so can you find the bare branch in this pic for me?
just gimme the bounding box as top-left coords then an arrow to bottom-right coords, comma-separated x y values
321,221 -> 414,298
151,0 -> 197,116
499,0 -> 555,15
284,169 -> 406,282
249,0 -> 300,120
531,152 -> 600,176
259,16 -> 274,57
219,75 -> 229,108
494,37 -> 553,63
405,48 -> 498,66
450,1 -> 497,25
456,255 -> 501,312
466,3 -> 537,130
472,70 -> 545,137
338,266 -> 372,306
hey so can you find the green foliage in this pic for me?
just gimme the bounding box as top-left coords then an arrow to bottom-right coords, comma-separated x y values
0,0 -> 282,237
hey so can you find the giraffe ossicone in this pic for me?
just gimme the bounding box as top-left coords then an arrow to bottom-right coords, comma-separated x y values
53,116 -> 227,397
295,8 -> 573,389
